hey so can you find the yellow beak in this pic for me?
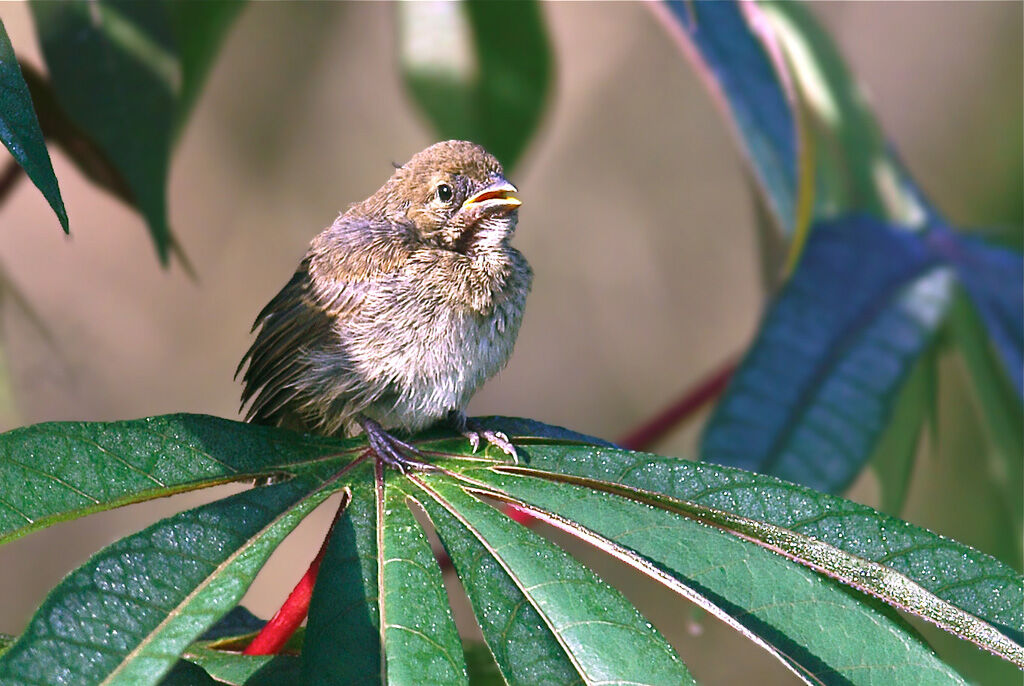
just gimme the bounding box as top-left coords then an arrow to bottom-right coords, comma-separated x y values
463,180 -> 521,212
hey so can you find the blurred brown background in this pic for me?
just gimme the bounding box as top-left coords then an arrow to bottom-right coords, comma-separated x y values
0,2 -> 1020,684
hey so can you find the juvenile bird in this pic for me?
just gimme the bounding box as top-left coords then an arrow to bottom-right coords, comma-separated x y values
237,140 -> 532,471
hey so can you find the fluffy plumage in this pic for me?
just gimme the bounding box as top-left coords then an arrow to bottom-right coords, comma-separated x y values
237,141 -> 532,443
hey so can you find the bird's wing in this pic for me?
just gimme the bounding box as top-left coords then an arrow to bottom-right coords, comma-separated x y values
237,214 -> 414,428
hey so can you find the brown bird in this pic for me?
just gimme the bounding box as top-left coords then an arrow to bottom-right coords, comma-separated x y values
237,140 -> 532,471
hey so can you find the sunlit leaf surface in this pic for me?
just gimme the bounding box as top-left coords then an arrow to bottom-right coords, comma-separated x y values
0,416 -> 1019,684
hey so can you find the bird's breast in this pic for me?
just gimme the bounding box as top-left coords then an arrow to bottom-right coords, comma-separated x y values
342,252 -> 531,431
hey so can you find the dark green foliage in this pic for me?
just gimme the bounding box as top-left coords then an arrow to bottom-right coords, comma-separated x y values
0,18 -> 67,231
27,0 -> 245,263
0,416 -> 1019,684
401,0 -> 551,172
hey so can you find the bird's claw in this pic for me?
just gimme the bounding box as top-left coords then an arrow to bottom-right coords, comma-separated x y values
447,411 -> 520,464
462,427 -> 518,464
360,416 -> 436,474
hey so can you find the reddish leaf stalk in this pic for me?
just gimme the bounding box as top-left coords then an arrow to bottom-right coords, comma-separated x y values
243,493 -> 349,656
617,356 -> 738,451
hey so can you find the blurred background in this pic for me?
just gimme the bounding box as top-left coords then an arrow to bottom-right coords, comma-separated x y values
0,2 -> 1020,684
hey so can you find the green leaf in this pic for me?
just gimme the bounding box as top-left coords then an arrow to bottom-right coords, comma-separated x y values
17,61 -> 135,208
657,1 -> 798,233
239,655 -> 303,686
462,641 -> 504,686
941,231 -> 1024,398
301,464 -> 467,684
0,475 -> 339,686
182,645 -> 299,686
757,1 -> 903,224
0,18 -> 68,232
867,346 -> 933,516
701,216 -> 953,493
5,415 -> 1022,682
464,466 -> 964,685
472,434 -> 1022,655
399,0 -> 552,171
180,617 -> 306,686
30,0 -> 177,262
947,287 -> 1024,534
28,0 -> 244,264
416,483 -> 582,686
414,474 -> 694,685
383,476 -> 466,684
301,463 -> 382,684
198,605 -> 266,642
157,660 -> 218,686
0,413 -> 359,546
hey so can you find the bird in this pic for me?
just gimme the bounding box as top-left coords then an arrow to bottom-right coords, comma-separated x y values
237,140 -> 532,471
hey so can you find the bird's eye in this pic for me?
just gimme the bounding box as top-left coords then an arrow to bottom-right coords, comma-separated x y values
436,183 -> 454,203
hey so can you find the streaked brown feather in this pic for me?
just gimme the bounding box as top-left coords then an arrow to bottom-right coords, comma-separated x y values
237,215 -> 414,429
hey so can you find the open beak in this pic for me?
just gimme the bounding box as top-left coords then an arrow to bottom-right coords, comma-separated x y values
462,179 -> 521,215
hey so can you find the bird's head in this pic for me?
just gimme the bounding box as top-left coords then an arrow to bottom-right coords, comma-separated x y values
366,140 -> 521,253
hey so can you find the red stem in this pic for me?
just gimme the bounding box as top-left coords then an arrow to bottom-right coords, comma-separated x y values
243,494 -> 349,655
617,356 -> 738,451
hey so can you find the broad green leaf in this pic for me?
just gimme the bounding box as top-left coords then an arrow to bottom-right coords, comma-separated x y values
181,618 -> 305,686
0,18 -> 67,232
702,215 -> 953,493
29,0 -> 244,264
301,463 -> 382,684
399,0 -> 552,171
469,433 -> 1023,653
0,413 -> 359,545
30,1 -> 177,262
4,415 -> 1022,683
462,466 -> 964,685
656,0 -> 797,232
17,61 -> 135,208
383,476 -> 466,685
0,475 -> 339,686
416,483 -> 582,686
239,655 -> 303,686
413,475 -> 694,685
301,464 -> 467,685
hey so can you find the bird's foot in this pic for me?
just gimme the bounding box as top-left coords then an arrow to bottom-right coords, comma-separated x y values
359,416 -> 435,474
447,411 -> 519,464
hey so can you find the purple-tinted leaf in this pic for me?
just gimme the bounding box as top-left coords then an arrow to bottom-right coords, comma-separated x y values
930,227 -> 1024,397
702,215 -> 953,492
654,0 -> 797,231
